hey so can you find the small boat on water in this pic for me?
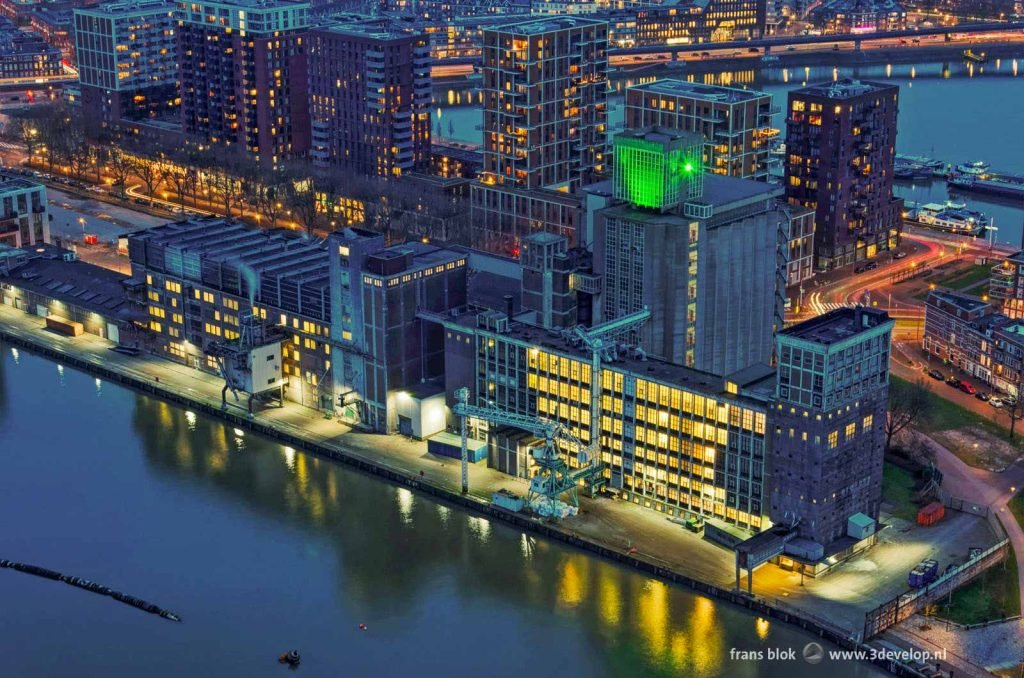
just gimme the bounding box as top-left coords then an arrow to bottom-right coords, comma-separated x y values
963,49 -> 987,63
954,160 -> 990,177
278,650 -> 301,667
895,154 -> 946,177
904,200 -> 990,236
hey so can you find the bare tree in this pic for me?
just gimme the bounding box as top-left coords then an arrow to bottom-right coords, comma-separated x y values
3,117 -> 40,164
886,378 -> 932,452
107,149 -> 134,199
281,162 -> 323,235
131,154 -> 162,205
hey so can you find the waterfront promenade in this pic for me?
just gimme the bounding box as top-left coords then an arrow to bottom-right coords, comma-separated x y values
0,304 -> 1001,673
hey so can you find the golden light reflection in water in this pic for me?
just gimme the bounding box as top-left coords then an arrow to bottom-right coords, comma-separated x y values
598,567 -> 621,628
756,616 -> 770,640
559,558 -> 586,609
638,579 -> 668,657
396,487 -> 414,524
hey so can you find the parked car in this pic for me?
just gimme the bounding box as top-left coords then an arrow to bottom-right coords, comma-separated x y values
945,375 -> 960,387
854,266 -> 867,274
747,47 -> 759,54
990,398 -> 1004,408
893,251 -> 908,259
1003,397 -> 1018,409
865,261 -> 879,270
959,381 -> 976,395
927,369 -> 944,381
134,197 -> 149,205
975,392 -> 990,402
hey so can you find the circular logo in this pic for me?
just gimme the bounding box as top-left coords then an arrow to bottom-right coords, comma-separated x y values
803,642 -> 825,665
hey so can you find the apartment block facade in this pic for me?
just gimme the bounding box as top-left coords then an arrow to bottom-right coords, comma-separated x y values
923,290 -> 1024,397
471,16 -> 608,254
624,81 -> 777,180
784,79 -> 902,270
0,173 -> 49,249
177,0 -> 310,163
307,22 -> 431,176
74,0 -> 179,130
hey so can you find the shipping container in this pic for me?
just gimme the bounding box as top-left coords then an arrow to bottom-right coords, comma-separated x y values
917,502 -> 945,526
45,315 -> 84,337
427,432 -> 487,463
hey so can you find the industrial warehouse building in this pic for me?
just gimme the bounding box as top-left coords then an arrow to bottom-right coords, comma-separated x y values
0,244 -> 147,345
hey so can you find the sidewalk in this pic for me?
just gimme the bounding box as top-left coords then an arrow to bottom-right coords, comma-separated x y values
0,303 -> 1000,640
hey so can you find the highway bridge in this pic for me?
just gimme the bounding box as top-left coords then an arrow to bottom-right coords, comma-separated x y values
611,21 -> 1024,56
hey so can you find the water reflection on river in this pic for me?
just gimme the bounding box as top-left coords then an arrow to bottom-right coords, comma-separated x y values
0,350 -> 884,677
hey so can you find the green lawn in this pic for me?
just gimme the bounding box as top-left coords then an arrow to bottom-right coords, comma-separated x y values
1011,491 -> 1024,530
936,263 -> 993,291
882,462 -> 919,521
892,375 -> 1016,442
937,553 -> 1020,625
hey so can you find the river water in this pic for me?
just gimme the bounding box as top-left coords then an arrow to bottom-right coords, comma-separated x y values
434,57 -> 1024,247
0,348 -> 886,676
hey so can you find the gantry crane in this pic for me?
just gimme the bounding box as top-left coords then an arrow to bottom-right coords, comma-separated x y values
562,309 -> 651,447
453,388 -> 605,513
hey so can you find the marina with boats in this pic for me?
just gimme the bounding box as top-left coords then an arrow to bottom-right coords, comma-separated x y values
894,154 -> 1024,204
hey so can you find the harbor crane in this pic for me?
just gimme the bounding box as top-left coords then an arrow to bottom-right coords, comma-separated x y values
562,308 -> 651,446
452,388 -> 605,512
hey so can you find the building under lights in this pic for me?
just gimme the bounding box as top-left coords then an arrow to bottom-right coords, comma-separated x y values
437,284 -> 892,550
784,79 -> 902,270
923,290 -> 1024,398
471,16 -> 609,254
127,217 -> 467,427
595,129 -> 788,377
634,0 -> 766,46
0,173 -> 49,249
439,305 -> 775,532
811,0 -> 907,35
770,306 -> 892,549
307,21 -> 432,176
989,250 -> 1024,320
74,0 -> 180,134
177,0 -> 311,163
624,81 -> 778,181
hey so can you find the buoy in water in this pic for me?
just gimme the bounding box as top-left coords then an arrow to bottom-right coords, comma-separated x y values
359,623 -> 367,631
278,650 -> 301,666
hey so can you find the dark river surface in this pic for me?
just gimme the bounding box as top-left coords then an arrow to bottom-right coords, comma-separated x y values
435,57 -> 1024,247
0,348 -> 886,676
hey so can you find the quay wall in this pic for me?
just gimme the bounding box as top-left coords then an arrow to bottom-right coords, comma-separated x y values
0,324 -> 932,677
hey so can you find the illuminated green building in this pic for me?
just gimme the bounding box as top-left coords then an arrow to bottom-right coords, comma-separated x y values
613,129 -> 703,213
598,127 -> 789,375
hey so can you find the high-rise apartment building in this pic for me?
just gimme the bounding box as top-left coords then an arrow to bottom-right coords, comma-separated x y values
479,16 -> 607,190
624,80 -> 777,180
0,173 -> 49,248
784,79 -> 902,270
74,0 -> 179,132
177,0 -> 310,163
307,22 -> 431,177
471,16 -> 608,254
770,307 -> 893,547
990,250 -> 1024,319
596,129 -> 788,376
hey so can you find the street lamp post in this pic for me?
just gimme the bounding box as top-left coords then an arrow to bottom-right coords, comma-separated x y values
77,217 -> 86,237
